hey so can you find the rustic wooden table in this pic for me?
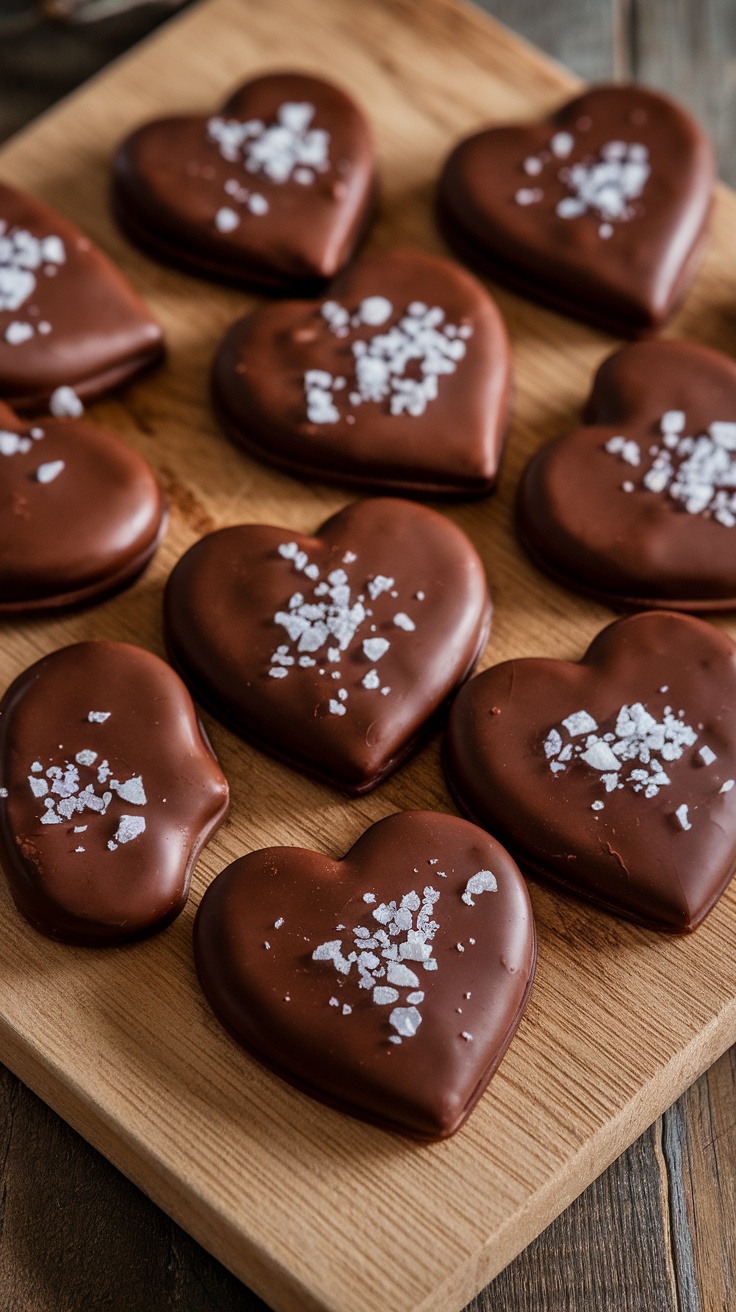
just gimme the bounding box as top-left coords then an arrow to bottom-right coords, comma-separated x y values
0,2 -> 734,1309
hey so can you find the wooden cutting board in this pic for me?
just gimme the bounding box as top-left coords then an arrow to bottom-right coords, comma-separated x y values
2,1 -> 736,1309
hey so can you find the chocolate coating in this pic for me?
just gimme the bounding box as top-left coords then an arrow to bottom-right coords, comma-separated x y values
0,401 -> 166,611
0,182 -> 164,410
437,85 -> 714,335
445,611 -> 736,932
112,71 -> 377,293
0,641 -> 229,944
194,810 -> 536,1140
518,339 -> 736,611
212,248 -> 511,495
164,498 -> 491,793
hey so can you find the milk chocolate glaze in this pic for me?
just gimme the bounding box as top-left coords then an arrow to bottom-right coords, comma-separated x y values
164,498 -> 491,793
0,400 -> 166,612
211,247 -> 511,495
0,641 -> 229,944
0,182 -> 164,410
112,71 -> 377,293
518,339 -> 736,611
437,85 -> 714,336
194,810 -> 536,1140
445,611 -> 736,932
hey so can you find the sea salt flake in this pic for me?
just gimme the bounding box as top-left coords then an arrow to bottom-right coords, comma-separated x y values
36,460 -> 65,484
49,386 -> 83,418
515,187 -> 543,206
386,961 -> 420,988
698,745 -> 717,766
562,710 -> 598,737
461,869 -> 497,905
393,612 -> 415,632
87,711 -> 110,723
114,775 -> 147,806
4,321 -> 33,345
389,1006 -> 422,1038
720,779 -> 734,793
363,637 -> 390,661
358,296 -> 392,326
550,131 -> 574,157
367,575 -> 394,600
75,750 -> 97,767
214,207 -> 239,233
114,815 -> 146,844
675,804 -> 692,831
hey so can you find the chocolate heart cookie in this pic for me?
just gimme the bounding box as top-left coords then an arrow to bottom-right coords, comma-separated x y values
437,85 -> 714,335
112,71 -> 377,292
0,641 -> 229,944
212,248 -> 511,495
0,182 -> 163,410
518,339 -> 736,611
0,400 -> 166,612
194,810 -> 535,1140
446,611 -> 736,932
164,498 -> 491,793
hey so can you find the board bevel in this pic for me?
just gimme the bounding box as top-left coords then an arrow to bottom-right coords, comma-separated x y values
1,1 -> 736,1309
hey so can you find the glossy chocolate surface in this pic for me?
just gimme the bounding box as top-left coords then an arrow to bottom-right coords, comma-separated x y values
0,641 -> 229,944
0,400 -> 166,611
212,247 -> 511,495
437,85 -> 714,335
0,182 -> 163,410
194,810 -> 536,1140
518,340 -> 736,610
164,498 -> 491,793
112,71 -> 377,292
446,611 -> 736,932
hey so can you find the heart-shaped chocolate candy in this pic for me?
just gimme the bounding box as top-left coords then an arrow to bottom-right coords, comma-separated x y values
112,71 -> 376,292
0,400 -> 166,612
446,611 -> 736,932
164,498 -> 491,793
438,85 -> 714,335
0,182 -> 163,410
518,340 -> 736,611
0,641 -> 229,944
194,810 -> 535,1140
212,248 -> 511,495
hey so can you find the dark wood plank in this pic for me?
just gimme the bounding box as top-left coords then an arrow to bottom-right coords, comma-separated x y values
0,1063 -> 265,1311
609,0 -> 736,185
472,0 -> 615,82
0,4 -> 191,145
662,1046 -> 736,1312
469,1126 -> 677,1311
0,1050 -> 713,1312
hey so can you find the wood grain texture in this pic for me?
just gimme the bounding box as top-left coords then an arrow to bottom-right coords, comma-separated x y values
0,1 -> 736,1309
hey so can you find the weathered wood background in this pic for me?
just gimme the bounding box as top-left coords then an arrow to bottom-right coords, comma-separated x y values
0,2 -> 734,1310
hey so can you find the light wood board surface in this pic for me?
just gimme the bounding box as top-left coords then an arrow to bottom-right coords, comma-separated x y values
1,1 -> 736,1309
